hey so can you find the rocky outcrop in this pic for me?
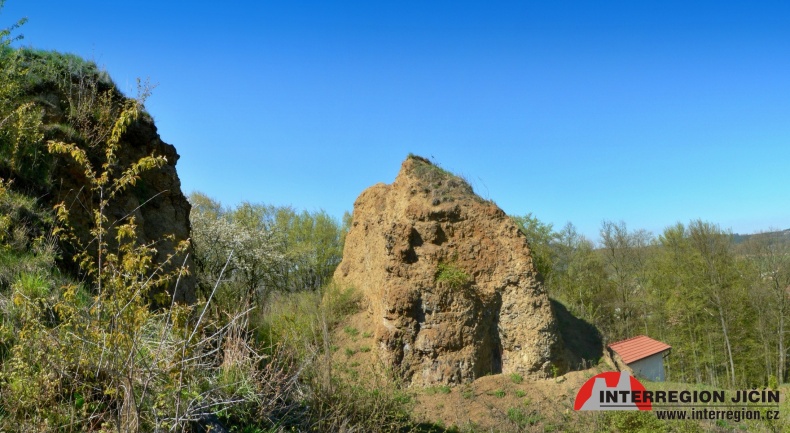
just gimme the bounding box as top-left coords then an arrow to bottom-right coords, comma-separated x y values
334,155 -> 566,386
50,113 -> 196,304
0,48 -> 200,304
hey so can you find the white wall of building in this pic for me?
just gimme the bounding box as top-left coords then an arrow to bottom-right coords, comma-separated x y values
628,353 -> 666,382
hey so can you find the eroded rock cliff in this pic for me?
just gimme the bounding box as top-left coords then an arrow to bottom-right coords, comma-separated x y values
50,113 -> 196,303
1,49 -> 196,303
334,155 -> 566,386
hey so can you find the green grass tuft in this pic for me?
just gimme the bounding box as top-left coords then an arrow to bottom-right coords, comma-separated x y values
435,262 -> 470,289
507,407 -> 542,428
510,373 -> 523,384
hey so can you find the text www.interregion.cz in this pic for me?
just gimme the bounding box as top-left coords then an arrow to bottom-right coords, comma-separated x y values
654,408 -> 780,422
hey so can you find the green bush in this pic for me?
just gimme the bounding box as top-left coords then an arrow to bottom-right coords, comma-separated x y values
603,410 -> 668,433
0,49 -> 45,187
0,47 -> 128,192
435,262 -> 470,289
0,180 -> 56,290
255,289 -> 323,359
12,271 -> 49,299
0,75 -> 304,431
306,366 -> 415,433
0,87 -> 190,431
322,282 -> 362,323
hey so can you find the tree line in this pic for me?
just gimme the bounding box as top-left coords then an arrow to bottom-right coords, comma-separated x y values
189,191 -> 349,311
188,195 -> 790,390
515,215 -> 790,388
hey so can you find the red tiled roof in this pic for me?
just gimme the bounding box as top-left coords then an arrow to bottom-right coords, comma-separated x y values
608,335 -> 671,364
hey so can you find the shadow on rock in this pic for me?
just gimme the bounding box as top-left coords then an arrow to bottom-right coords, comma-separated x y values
551,299 -> 604,371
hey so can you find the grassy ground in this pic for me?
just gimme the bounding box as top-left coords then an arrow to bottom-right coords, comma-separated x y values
408,371 -> 789,432
332,309 -> 789,433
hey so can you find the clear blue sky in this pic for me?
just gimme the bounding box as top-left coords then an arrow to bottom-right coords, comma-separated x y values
5,1 -> 789,242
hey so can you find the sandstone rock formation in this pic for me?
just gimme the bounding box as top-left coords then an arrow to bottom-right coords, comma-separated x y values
334,155 -> 566,386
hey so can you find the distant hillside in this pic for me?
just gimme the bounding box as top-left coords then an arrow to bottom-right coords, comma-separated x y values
732,228 -> 790,244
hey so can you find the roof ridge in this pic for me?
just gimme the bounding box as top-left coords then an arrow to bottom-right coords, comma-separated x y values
608,334 -> 649,347
607,335 -> 671,364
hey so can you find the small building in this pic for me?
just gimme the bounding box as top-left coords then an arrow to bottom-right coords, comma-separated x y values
608,335 -> 671,382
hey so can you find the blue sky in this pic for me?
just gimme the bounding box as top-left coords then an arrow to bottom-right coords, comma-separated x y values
4,1 -> 789,241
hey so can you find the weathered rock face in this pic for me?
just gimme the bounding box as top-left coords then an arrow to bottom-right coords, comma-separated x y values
334,156 -> 565,386
1,50 -> 195,303
50,114 -> 196,304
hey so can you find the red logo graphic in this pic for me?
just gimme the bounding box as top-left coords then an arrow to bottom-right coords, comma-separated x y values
574,371 -> 652,411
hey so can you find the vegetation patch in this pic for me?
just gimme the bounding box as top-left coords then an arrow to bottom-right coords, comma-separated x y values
406,153 -> 476,204
507,407 -> 542,429
425,385 -> 452,395
435,261 -> 471,289
488,389 -> 506,398
461,386 -> 474,400
344,325 -> 360,337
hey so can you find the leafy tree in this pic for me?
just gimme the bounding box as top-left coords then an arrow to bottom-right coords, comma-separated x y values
685,220 -> 744,387
739,230 -> 790,383
190,192 -> 285,311
271,206 -> 343,291
599,220 -> 653,340
653,222 -> 712,383
552,222 -> 612,326
513,213 -> 556,280
651,221 -> 754,387
189,194 -> 345,310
